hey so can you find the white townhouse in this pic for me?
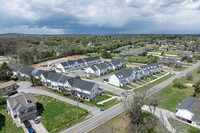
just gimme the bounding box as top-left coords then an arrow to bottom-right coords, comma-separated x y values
68,77 -> 100,100
109,69 -> 135,87
55,62 -> 70,73
105,62 -> 114,72
94,63 -> 110,76
67,60 -> 79,70
7,92 -> 38,123
82,56 -> 101,66
132,67 -> 144,81
85,66 -> 98,77
76,58 -> 86,68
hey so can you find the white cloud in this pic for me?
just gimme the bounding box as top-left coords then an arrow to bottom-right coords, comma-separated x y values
0,25 -> 64,34
1,0 -> 200,33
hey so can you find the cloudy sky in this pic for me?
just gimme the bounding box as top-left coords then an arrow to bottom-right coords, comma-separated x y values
0,0 -> 200,34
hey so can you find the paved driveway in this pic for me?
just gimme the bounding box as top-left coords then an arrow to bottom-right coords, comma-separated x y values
17,81 -> 99,116
29,119 -> 48,133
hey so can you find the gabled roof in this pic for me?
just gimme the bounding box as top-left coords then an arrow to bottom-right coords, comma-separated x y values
7,92 -> 36,110
177,97 -> 200,113
68,76 -> 97,91
60,62 -> 69,67
83,56 -> 100,62
105,62 -> 113,67
0,80 -> 16,88
77,59 -> 85,63
182,51 -> 193,55
115,69 -> 133,79
110,60 -> 121,66
58,75 -> 72,84
67,60 -> 77,65
19,66 -> 35,75
95,63 -> 109,70
90,66 -> 98,71
42,71 -> 63,82
34,70 -> 47,77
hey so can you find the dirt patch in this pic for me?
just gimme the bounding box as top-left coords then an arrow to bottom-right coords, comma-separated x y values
29,55 -> 88,71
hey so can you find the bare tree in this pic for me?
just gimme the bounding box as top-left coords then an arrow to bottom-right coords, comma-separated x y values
186,72 -> 193,80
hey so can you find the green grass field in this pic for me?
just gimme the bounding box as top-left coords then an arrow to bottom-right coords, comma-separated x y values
152,50 -> 181,55
134,73 -> 174,93
168,118 -> 200,133
35,95 -> 89,133
0,105 -> 24,133
148,84 -> 195,112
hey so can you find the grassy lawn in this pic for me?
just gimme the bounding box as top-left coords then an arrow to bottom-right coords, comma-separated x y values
121,85 -> 132,90
134,73 -> 174,93
35,86 -> 119,110
170,66 -> 187,71
168,118 -> 200,133
89,111 -> 167,133
152,50 -> 181,55
102,90 -> 119,96
147,84 -> 195,112
101,98 -> 121,110
35,95 -> 89,133
0,105 -> 24,133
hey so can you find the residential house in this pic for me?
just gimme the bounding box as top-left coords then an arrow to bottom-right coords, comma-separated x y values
159,59 -> 174,66
7,92 -> 38,123
68,77 -> 100,100
175,97 -> 200,126
56,62 -> 70,73
94,63 -> 110,76
132,67 -> 144,81
109,69 -> 135,87
0,80 -> 18,95
105,62 -> 114,72
67,60 -> 79,70
18,66 -> 36,80
76,58 -> 86,68
110,59 -> 125,71
82,56 -> 101,66
85,66 -> 98,77
182,51 -> 194,57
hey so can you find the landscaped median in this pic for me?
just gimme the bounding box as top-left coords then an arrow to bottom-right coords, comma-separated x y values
35,94 -> 89,133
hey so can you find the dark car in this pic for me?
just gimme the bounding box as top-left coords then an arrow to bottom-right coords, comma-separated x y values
8,91 -> 18,96
28,127 -> 36,133
24,120 -> 31,128
33,117 -> 40,124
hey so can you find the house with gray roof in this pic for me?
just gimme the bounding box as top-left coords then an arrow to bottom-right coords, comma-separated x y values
182,51 -> 194,57
17,66 -> 36,80
82,56 -> 101,66
68,77 -> 100,100
176,97 -> 200,125
7,92 -> 38,123
94,63 -> 110,76
55,62 -> 70,73
108,69 -> 135,87
110,59 -> 126,71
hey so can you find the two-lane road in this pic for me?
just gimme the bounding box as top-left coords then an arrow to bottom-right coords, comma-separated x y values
63,61 -> 200,133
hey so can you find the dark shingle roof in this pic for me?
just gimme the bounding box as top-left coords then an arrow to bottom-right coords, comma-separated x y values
111,60 -> 121,66
58,75 -> 72,84
90,66 -> 98,71
60,62 -> 69,67
83,56 -> 100,62
67,60 -> 77,65
68,76 -> 97,91
19,66 -> 35,75
42,71 -> 63,82
105,62 -> 113,67
34,70 -> 47,77
77,59 -> 85,63
115,69 -> 133,79
95,63 -> 108,70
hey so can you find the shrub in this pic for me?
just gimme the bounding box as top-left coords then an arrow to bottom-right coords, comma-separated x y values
173,78 -> 186,89
186,72 -> 193,80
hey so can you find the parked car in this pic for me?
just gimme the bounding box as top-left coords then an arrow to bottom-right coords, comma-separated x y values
24,120 -> 31,128
28,127 -> 36,133
103,78 -> 108,82
33,117 -> 40,124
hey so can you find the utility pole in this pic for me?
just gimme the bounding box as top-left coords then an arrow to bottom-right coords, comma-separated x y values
77,96 -> 79,119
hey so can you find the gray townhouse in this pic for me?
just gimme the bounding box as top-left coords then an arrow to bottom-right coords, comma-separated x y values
82,56 -> 101,66
68,76 -> 100,100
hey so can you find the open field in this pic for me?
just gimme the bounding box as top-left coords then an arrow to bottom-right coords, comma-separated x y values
152,50 -> 182,55
168,118 -> 200,133
89,111 -> 167,133
35,95 -> 89,133
0,105 -> 24,133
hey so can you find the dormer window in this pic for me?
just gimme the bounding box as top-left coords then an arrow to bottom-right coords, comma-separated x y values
27,100 -> 32,103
